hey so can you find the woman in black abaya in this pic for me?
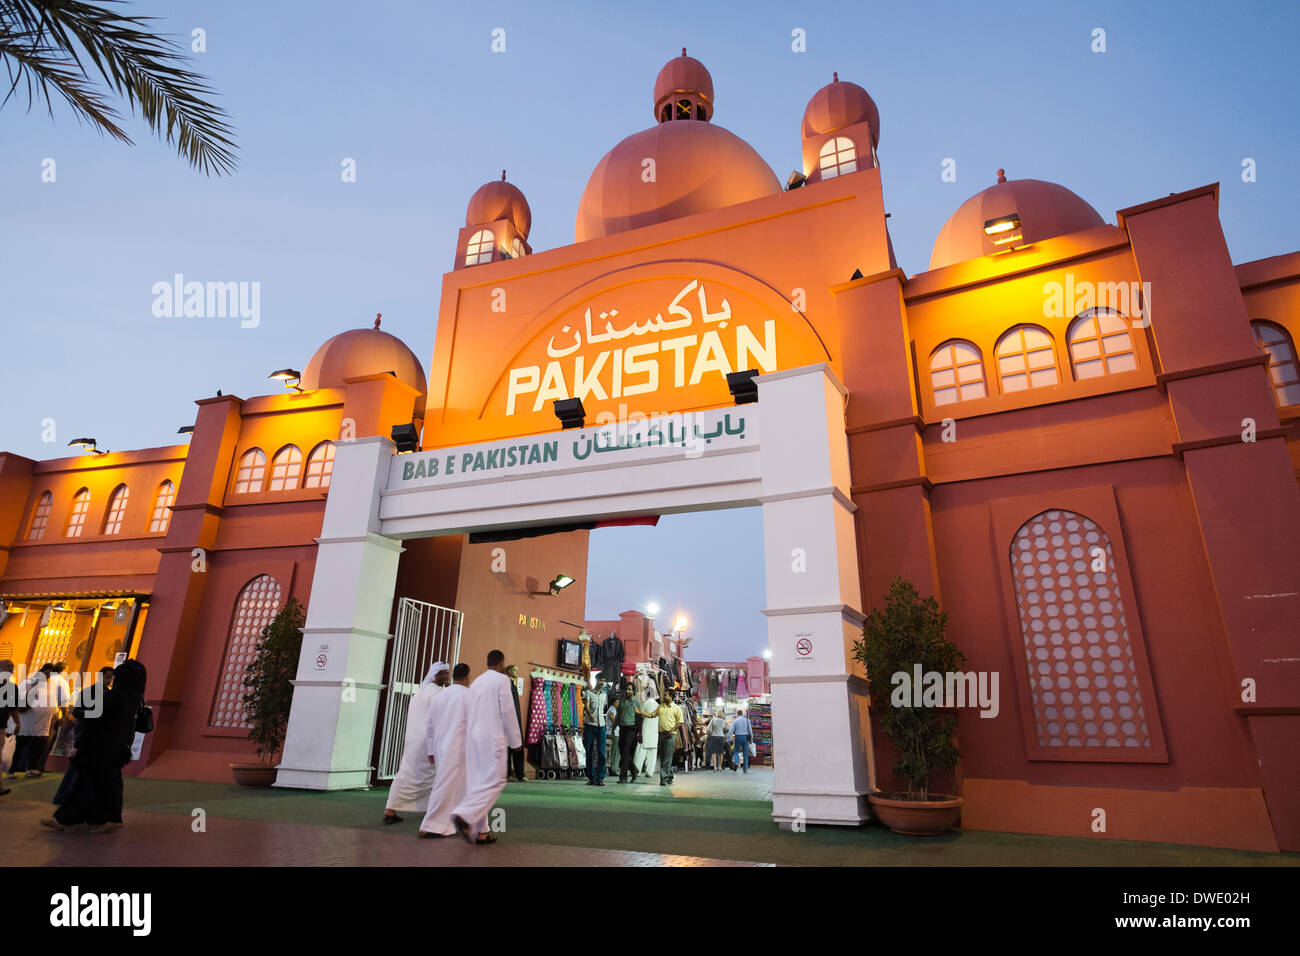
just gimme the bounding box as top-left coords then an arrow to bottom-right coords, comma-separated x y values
42,660 -> 146,832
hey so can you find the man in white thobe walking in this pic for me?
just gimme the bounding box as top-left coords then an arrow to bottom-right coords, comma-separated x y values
418,663 -> 471,838
383,661 -> 450,824
450,650 -> 521,846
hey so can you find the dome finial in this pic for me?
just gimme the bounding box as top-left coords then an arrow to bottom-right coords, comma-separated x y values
682,47 -> 686,57
832,71 -> 838,82
374,313 -> 381,330
996,168 -> 1007,184
501,169 -> 507,181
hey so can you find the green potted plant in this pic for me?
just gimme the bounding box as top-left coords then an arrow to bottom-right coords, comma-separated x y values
231,597 -> 305,788
852,577 -> 965,835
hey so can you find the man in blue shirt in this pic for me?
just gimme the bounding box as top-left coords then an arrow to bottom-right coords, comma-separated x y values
729,711 -> 754,773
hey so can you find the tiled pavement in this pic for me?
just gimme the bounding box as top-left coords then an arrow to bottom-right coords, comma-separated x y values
0,799 -> 764,867
3,766 -> 1295,867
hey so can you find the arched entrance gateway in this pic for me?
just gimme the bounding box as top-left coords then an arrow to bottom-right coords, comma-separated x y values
264,51 -> 1300,852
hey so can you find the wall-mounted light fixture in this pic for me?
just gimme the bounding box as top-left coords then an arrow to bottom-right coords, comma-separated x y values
786,170 -> 806,190
983,212 -> 1023,247
726,369 -> 759,405
390,423 -> 420,453
68,438 -> 108,455
532,573 -> 576,597
269,369 -> 304,393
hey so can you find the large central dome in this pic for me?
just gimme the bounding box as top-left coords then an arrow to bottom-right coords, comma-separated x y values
574,51 -> 780,243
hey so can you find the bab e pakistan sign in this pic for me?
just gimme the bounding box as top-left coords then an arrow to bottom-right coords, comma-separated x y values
392,406 -> 759,488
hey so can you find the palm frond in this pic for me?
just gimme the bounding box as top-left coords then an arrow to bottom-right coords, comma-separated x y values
0,0 -> 238,175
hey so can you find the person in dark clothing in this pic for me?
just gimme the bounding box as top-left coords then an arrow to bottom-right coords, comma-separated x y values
615,684 -> 639,783
42,659 -> 146,832
0,659 -> 15,796
504,664 -> 528,782
52,667 -> 115,806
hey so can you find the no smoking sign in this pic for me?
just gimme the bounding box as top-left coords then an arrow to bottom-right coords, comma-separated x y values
795,634 -> 813,659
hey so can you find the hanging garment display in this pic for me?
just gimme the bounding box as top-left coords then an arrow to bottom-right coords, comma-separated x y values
728,669 -> 739,699
737,670 -> 749,700
602,633 -> 625,682
527,678 -> 546,745
707,670 -> 719,700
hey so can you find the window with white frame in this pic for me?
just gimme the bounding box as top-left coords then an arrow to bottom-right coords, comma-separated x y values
464,229 -> 495,266
1068,309 -> 1137,379
27,491 -> 52,540
65,488 -> 91,537
929,340 -> 988,405
996,325 -> 1059,392
268,445 -> 303,491
1252,320 -> 1300,408
818,137 -> 858,178
102,484 -> 129,534
303,441 -> 335,489
234,449 -> 267,494
149,480 -> 176,533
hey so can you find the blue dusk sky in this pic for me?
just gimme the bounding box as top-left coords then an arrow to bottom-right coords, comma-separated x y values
1,0 -> 1296,661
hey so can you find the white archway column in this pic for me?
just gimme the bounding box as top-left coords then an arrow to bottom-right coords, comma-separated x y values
276,435 -> 402,790
757,365 -> 875,827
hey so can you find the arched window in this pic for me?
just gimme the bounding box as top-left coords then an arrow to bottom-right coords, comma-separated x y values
996,325 -> 1059,392
65,489 -> 91,537
818,137 -> 857,178
510,237 -> 525,260
464,229 -> 495,266
234,449 -> 267,494
149,480 -> 176,533
268,445 -> 303,491
1009,510 -> 1154,751
209,574 -> 283,728
1252,320 -> 1300,408
27,491 -> 52,540
303,441 -> 336,489
102,484 -> 129,534
929,340 -> 987,405
1068,308 -> 1137,379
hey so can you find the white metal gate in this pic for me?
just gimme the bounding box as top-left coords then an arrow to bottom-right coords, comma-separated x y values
376,597 -> 463,780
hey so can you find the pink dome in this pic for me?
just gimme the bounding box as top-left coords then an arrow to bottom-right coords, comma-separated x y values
301,320 -> 428,415
466,174 -> 531,239
803,74 -> 879,146
929,174 -> 1105,270
653,50 -> 714,119
575,121 -> 779,242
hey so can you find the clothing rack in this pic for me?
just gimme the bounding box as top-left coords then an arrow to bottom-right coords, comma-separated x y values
528,662 -> 584,685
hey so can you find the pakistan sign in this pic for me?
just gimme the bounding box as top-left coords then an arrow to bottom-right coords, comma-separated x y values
391,406 -> 759,489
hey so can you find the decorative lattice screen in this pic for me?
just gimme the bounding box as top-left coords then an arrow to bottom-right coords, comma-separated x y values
210,575 -> 282,728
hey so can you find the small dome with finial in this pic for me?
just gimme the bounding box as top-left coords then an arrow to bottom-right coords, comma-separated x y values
652,47 -> 714,122
301,317 -> 428,414
803,72 -> 880,146
465,172 -> 532,239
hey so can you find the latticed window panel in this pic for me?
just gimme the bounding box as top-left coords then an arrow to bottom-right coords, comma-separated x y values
304,442 -> 335,489
818,136 -> 858,178
28,492 -> 52,540
1010,510 -> 1152,751
30,610 -> 76,670
209,575 -> 283,728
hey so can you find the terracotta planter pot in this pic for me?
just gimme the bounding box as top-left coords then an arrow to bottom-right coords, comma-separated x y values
868,792 -> 963,835
230,763 -> 277,788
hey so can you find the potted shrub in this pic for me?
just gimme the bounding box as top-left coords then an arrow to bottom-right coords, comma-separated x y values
852,577 -> 965,835
231,598 -> 305,788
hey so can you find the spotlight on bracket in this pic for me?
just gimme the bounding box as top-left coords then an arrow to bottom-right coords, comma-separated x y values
786,170 -> 807,190
390,422 -> 420,453
726,369 -> 759,405
552,397 -> 586,430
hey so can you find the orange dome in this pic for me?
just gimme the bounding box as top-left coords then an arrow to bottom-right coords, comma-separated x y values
653,50 -> 713,120
575,121 -> 780,242
466,174 -> 531,239
803,74 -> 879,146
929,174 -> 1105,270
301,320 -> 428,415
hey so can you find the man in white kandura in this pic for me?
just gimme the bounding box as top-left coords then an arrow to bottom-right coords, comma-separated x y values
383,661 -> 450,824
418,663 -> 471,838
450,650 -> 521,846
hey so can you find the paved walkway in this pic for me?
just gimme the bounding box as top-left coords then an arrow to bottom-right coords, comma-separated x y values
2,769 -> 1293,867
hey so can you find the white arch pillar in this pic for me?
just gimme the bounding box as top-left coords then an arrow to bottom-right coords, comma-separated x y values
757,366 -> 875,826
